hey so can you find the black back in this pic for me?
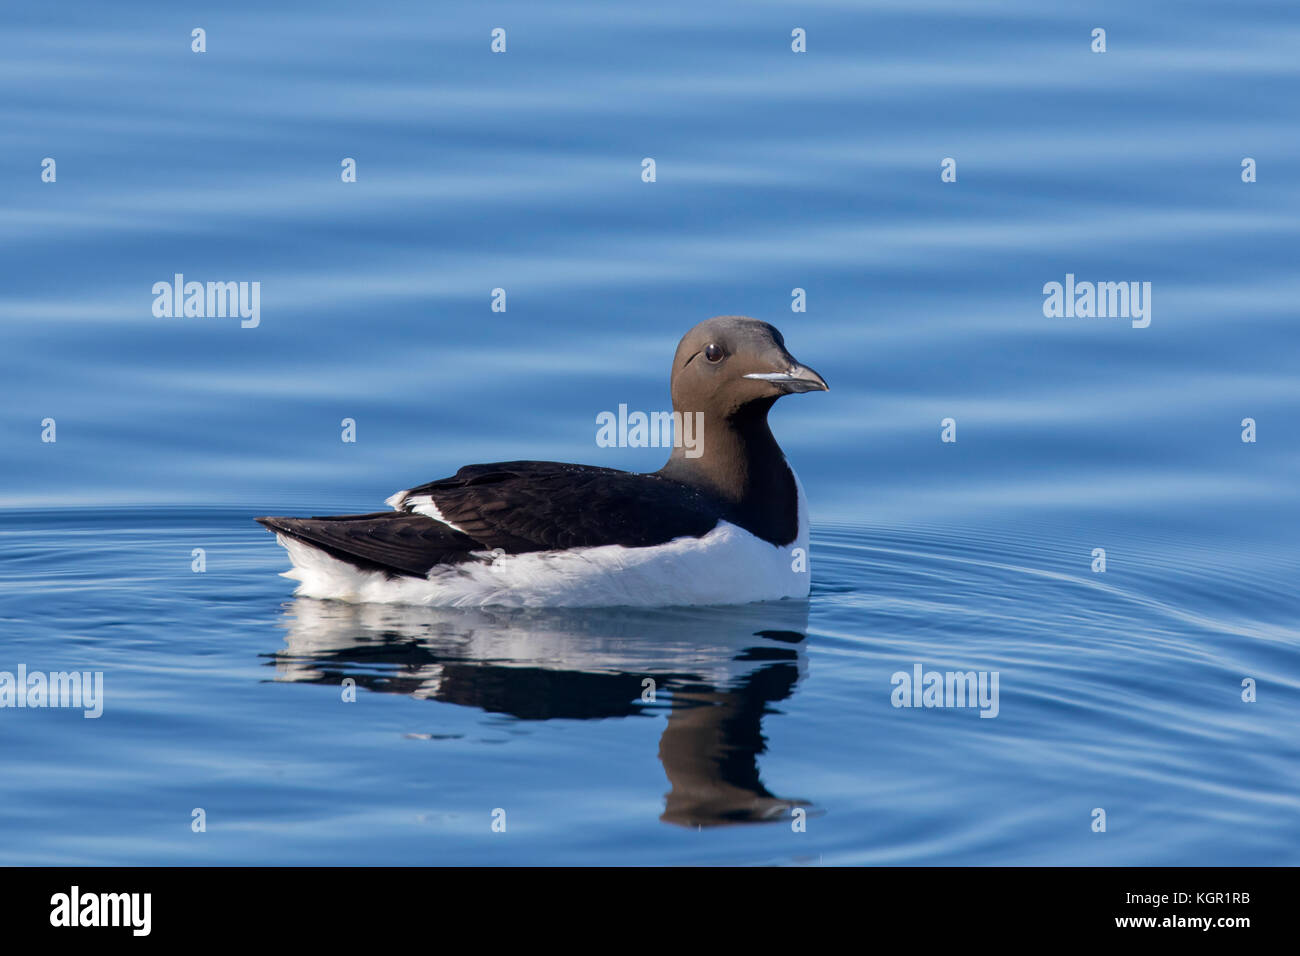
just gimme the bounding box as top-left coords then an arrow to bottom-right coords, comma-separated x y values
257,461 -> 738,578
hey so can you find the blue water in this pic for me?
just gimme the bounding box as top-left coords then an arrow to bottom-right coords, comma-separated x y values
2,0 -> 1298,865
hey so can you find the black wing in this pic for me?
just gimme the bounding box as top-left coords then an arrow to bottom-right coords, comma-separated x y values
254,511 -> 482,576
257,461 -> 724,578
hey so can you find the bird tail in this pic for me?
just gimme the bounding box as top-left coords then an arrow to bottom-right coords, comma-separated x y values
255,512 -> 477,577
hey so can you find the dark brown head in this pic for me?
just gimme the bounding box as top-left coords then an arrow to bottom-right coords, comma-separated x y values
669,315 -> 828,419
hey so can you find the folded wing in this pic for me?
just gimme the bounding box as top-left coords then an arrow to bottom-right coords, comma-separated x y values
258,461 -> 724,578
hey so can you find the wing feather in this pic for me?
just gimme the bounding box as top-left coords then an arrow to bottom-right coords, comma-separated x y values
260,462 -> 723,578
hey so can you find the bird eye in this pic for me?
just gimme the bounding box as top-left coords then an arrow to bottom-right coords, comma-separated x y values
704,343 -> 724,363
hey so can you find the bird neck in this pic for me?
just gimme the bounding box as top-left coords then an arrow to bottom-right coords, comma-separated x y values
656,399 -> 799,544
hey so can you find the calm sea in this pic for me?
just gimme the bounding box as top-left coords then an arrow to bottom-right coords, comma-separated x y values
1,0 -> 1297,864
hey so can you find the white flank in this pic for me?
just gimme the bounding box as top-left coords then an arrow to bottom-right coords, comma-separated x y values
273,467 -> 810,607
402,495 -> 472,534
386,488 -> 472,534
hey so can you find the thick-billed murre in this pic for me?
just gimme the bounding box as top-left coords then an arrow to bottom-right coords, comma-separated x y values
256,316 -> 828,607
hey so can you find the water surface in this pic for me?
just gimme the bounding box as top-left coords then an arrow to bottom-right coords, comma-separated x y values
1,0 -> 1298,864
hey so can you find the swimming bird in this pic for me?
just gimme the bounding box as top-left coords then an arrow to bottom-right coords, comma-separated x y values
256,315 -> 828,607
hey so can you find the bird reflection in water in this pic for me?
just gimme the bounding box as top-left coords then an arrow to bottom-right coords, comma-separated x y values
267,599 -> 815,827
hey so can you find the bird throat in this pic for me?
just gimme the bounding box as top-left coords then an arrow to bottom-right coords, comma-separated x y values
655,399 -> 800,546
